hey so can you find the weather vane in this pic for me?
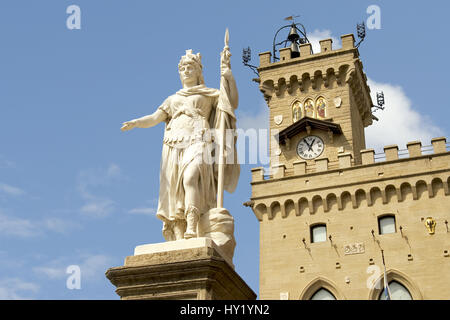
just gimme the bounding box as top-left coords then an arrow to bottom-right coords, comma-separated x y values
242,47 -> 259,77
284,15 -> 300,21
356,21 -> 366,48
372,91 -> 385,114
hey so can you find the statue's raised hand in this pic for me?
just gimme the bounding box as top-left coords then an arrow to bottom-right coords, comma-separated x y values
121,120 -> 137,131
221,65 -> 233,81
220,47 -> 232,81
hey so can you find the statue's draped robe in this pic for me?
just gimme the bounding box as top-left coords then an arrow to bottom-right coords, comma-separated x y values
155,84 -> 239,239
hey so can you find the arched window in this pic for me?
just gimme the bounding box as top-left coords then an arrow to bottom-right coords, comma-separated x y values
310,288 -> 336,300
304,99 -> 314,118
316,97 -> 327,119
292,101 -> 302,122
311,224 -> 327,243
378,215 -> 396,235
379,281 -> 413,300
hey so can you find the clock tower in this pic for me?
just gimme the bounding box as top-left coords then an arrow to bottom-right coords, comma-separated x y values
248,23 -> 450,300
258,31 -> 373,172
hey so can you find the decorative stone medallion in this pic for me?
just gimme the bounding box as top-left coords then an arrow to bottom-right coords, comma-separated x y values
334,97 -> 342,108
274,115 -> 283,126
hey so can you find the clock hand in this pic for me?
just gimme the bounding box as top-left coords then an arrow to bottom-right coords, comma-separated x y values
308,139 -> 316,151
304,139 -> 312,149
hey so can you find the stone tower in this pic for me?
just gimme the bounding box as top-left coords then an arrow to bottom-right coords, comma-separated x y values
258,33 -> 373,169
248,29 -> 450,300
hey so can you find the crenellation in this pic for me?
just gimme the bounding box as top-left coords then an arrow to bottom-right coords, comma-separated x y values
384,145 -> 399,161
251,167 -> 265,182
341,34 -> 355,49
293,160 -> 307,175
279,47 -> 291,62
431,137 -> 447,153
272,164 -> 286,179
257,34 -> 358,72
254,139 -> 448,183
338,152 -> 353,168
315,158 -> 329,172
299,43 -> 312,57
319,38 -> 333,53
259,51 -> 272,67
407,141 -> 422,157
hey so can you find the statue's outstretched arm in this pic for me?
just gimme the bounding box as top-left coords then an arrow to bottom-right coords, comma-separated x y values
121,109 -> 167,131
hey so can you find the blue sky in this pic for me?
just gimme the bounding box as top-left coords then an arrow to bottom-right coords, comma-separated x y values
0,0 -> 449,299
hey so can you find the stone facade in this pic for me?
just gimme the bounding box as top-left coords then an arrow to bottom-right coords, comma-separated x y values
249,33 -> 450,300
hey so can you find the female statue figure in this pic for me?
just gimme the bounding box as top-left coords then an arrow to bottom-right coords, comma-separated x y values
121,42 -> 239,259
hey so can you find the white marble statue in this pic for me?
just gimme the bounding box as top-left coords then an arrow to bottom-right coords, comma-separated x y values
121,30 -> 239,260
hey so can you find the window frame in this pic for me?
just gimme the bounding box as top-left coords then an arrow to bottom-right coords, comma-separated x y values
310,287 -> 336,300
378,214 -> 397,235
378,280 -> 413,300
310,223 -> 327,243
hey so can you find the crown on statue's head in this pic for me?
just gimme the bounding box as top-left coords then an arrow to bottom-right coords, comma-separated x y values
178,49 -> 203,70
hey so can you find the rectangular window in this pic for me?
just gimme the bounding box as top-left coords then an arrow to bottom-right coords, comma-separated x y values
378,216 -> 396,235
311,225 -> 327,243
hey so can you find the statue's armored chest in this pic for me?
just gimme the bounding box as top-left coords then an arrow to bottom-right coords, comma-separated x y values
171,94 -> 213,119
164,94 -> 214,147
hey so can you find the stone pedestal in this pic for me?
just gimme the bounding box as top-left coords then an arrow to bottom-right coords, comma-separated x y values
105,238 -> 256,300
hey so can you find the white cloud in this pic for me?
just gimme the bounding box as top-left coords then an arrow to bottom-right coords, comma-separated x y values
79,254 -> 113,279
33,254 -> 114,282
80,197 -> 115,218
128,207 -> 156,216
0,213 -> 39,237
106,163 -> 122,179
307,29 -> 341,54
0,278 -> 39,299
236,103 -> 269,132
42,217 -> 80,234
365,79 -> 443,152
33,266 -> 66,280
0,211 -> 78,238
0,155 -> 15,169
0,183 -> 25,197
76,163 -> 124,218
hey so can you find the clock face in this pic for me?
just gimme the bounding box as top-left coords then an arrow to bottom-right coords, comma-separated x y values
297,135 -> 325,160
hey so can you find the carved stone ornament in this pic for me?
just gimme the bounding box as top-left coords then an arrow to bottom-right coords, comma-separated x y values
334,97 -> 342,108
344,242 -> 365,255
274,115 -> 283,126
425,217 -> 437,235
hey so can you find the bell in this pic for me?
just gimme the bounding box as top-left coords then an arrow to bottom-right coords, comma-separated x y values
287,24 -> 300,42
290,42 -> 300,58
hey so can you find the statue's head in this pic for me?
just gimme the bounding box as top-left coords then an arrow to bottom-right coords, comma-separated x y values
178,49 -> 204,87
